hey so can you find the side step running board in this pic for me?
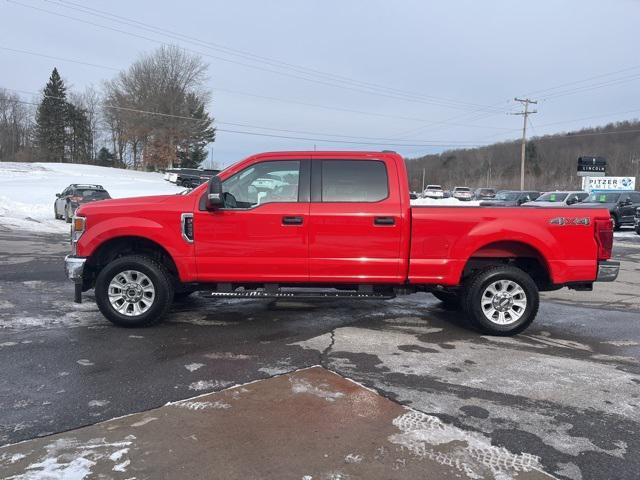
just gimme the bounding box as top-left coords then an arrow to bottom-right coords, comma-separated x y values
203,290 -> 395,300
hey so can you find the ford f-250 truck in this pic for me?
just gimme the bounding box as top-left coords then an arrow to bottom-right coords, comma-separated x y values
65,151 -> 619,335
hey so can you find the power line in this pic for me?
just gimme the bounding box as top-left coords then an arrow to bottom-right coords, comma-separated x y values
45,0 -> 503,112
6,88 -> 485,148
0,45 -> 518,132
7,0 -> 505,114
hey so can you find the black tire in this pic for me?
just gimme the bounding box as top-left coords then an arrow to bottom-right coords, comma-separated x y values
611,214 -> 620,231
95,255 -> 174,327
636,225 -> 640,235
64,204 -> 72,223
432,291 -> 461,309
461,265 -> 539,336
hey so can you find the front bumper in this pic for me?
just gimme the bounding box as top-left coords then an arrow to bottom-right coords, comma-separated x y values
65,255 -> 86,281
596,260 -> 620,282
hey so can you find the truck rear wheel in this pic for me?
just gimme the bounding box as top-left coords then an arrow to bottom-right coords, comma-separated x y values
462,265 -> 538,336
95,255 -> 174,327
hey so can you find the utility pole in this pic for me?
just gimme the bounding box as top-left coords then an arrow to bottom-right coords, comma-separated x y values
511,98 -> 537,190
421,168 -> 426,193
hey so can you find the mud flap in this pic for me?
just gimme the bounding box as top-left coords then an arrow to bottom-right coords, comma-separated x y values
74,281 -> 82,303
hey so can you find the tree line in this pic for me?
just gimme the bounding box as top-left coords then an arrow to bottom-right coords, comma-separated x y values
0,45 -> 215,170
405,121 -> 640,192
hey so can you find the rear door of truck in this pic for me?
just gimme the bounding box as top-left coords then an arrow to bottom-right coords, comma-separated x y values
308,154 -> 406,283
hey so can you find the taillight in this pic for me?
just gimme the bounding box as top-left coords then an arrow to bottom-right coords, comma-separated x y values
594,218 -> 613,260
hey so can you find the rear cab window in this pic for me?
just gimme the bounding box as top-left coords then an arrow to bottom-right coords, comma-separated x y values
320,160 -> 388,202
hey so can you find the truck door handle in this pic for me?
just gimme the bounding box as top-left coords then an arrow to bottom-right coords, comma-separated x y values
282,216 -> 304,225
374,216 -> 395,226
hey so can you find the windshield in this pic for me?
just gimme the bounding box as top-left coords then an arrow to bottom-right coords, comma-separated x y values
536,192 -> 569,202
585,192 -> 621,203
426,185 -> 442,190
454,187 -> 470,192
77,189 -> 110,200
494,192 -> 519,201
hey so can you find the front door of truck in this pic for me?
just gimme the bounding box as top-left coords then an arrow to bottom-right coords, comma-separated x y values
194,159 -> 310,282
308,157 -> 405,283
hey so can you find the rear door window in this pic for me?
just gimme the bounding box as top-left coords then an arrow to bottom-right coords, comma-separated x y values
321,160 -> 388,202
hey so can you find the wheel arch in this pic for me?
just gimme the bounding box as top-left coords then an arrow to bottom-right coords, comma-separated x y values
461,240 -> 554,290
84,236 -> 180,289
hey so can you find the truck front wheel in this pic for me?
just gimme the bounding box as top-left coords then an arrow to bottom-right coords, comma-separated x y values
95,255 -> 174,327
462,265 -> 539,336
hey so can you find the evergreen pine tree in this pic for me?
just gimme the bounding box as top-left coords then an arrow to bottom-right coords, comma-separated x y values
178,93 -> 216,168
35,68 -> 68,162
96,147 -> 115,167
67,102 -> 92,164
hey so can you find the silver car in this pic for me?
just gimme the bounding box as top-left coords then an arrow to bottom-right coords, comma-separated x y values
523,191 -> 588,207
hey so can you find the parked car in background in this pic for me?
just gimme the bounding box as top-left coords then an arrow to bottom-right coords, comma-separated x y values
54,184 -> 111,223
423,185 -> 444,199
479,190 -> 540,207
165,168 -> 220,188
474,188 -> 497,200
575,191 -> 640,230
409,191 -> 419,200
523,191 -> 588,207
635,207 -> 640,234
452,186 -> 474,201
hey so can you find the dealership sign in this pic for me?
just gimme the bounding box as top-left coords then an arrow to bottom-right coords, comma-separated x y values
582,176 -> 636,192
577,156 -> 606,177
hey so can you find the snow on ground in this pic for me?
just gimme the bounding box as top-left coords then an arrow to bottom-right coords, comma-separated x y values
410,197 -> 481,206
615,227 -> 640,243
0,162 -> 184,233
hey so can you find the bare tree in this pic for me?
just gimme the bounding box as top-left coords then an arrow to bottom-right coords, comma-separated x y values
102,45 -> 214,170
0,88 -> 34,162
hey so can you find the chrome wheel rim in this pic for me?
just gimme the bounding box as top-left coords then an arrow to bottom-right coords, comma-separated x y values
481,279 -> 527,325
108,270 -> 155,317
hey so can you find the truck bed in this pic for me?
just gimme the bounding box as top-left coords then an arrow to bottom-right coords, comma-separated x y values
408,206 -> 610,286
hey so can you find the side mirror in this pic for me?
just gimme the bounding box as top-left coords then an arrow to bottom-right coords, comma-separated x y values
56,193 -> 61,198
205,176 -> 223,210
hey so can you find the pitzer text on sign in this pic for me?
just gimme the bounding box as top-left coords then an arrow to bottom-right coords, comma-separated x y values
577,156 -> 607,177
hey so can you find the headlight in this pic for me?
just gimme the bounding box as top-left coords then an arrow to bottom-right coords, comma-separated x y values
71,216 -> 86,254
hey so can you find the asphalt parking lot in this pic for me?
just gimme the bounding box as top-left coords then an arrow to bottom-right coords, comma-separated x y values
0,228 -> 639,479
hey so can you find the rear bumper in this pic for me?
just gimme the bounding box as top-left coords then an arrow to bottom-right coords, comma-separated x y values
65,255 -> 86,281
596,260 -> 620,282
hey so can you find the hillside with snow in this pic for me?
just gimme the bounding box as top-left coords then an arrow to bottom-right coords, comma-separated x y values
0,163 -> 184,233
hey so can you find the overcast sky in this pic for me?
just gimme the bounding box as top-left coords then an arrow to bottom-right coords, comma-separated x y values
2,0 -> 639,167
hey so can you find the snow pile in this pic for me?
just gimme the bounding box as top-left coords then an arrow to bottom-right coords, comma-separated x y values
411,197 -> 481,206
0,162 -> 184,233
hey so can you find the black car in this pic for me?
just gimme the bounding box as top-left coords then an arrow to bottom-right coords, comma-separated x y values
634,207 -> 640,234
54,184 -> 111,223
474,187 -> 497,200
479,190 -> 540,207
167,168 -> 220,188
576,191 -> 640,230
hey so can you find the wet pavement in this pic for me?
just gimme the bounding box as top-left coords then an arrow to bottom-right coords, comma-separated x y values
0,229 -> 639,479
0,367 -> 554,479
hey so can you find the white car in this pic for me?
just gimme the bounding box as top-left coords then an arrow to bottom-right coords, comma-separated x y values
423,185 -> 444,199
523,191 -> 588,207
452,186 -> 474,201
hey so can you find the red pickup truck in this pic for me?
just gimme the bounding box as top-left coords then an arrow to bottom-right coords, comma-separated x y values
65,151 -> 618,335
